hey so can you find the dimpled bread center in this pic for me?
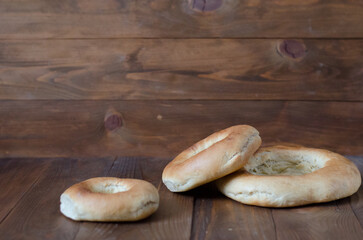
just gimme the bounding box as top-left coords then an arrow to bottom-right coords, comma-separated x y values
91,183 -> 130,194
247,159 -> 320,175
245,150 -> 326,176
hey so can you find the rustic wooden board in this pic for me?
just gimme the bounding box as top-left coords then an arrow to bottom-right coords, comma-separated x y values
0,157 -> 115,239
190,182 -> 363,240
190,158 -> 363,240
272,199 -> 363,240
190,183 -> 276,240
349,157 -> 363,228
0,100 -> 362,158
0,39 -> 362,100
270,158 -> 363,240
0,0 -> 363,38
0,158 -> 50,222
0,157 -> 194,240
73,157 -> 194,240
0,158 -> 362,240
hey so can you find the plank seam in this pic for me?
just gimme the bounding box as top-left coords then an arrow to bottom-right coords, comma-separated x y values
348,156 -> 363,230
349,192 -> 363,230
270,210 -> 278,240
0,160 -> 50,224
189,197 -> 197,240
71,224 -> 81,240
106,156 -> 118,176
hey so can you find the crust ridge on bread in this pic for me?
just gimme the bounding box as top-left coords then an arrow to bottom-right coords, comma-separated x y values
60,177 -> 159,221
162,125 -> 261,192
217,146 -> 361,207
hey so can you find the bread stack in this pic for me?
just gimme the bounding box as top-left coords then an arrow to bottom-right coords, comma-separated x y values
60,124 -> 361,222
162,125 -> 361,207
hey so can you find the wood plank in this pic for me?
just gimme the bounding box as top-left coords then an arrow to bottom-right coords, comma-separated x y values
190,183 -> 276,240
74,157 -> 194,240
0,157 -> 362,239
271,157 -> 363,239
0,158 -> 50,223
0,0 -> 363,38
190,157 -> 363,240
272,198 -> 363,240
0,39 -> 362,100
0,100 -> 362,158
0,157 -> 115,240
348,156 -> 363,228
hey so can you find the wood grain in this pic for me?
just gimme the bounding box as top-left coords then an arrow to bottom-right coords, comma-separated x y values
349,156 -> 363,229
0,157 -> 194,240
0,0 -> 363,38
190,157 -> 363,240
0,157 -> 115,240
74,157 -> 194,240
0,158 -> 49,223
0,157 -> 362,239
0,39 -> 362,100
271,155 -> 363,239
190,183 -> 276,240
272,198 -> 363,240
0,100 -> 362,158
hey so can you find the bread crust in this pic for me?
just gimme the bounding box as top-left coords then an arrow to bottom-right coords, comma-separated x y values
217,146 -> 361,207
162,125 -> 261,192
60,177 -> 159,221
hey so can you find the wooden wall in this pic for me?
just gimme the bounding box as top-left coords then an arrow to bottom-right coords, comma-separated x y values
0,0 -> 362,158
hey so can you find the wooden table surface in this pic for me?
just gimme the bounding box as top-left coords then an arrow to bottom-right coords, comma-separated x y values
1,156 -> 363,240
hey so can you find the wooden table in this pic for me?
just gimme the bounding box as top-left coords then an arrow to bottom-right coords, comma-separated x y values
1,156 -> 362,240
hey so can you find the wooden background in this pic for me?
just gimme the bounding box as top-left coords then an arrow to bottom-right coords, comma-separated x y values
1,0 -> 363,158
1,1 -> 363,240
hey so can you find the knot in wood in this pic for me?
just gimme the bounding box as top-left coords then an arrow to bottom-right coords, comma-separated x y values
105,114 -> 122,131
190,0 -> 222,12
278,40 -> 307,59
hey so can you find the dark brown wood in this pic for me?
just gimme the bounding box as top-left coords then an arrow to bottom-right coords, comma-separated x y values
0,157 -> 362,239
74,157 -> 194,240
0,157 -> 115,240
0,0 -> 363,38
0,100 -> 362,158
0,157 -> 194,240
0,158 -> 50,222
0,39 -> 363,100
272,198 -> 363,240
349,156 -> 363,229
190,183 -> 276,240
191,0 -> 223,12
270,157 -> 363,239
